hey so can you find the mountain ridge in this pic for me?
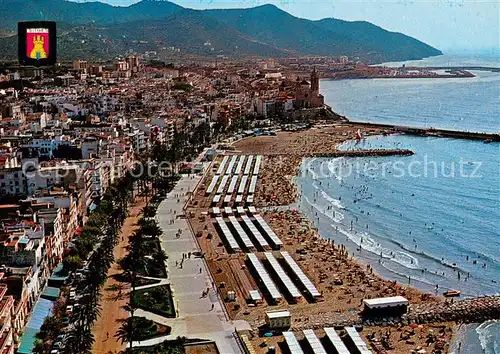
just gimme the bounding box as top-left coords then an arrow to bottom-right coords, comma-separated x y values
0,0 -> 442,62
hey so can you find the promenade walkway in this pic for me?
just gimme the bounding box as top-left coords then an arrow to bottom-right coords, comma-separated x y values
132,171 -> 248,353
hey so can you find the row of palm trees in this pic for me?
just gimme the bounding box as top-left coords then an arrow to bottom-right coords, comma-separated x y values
32,167 -> 141,354
114,130 -> 209,352
115,213 -> 164,351
47,125 -> 217,353
60,170 -> 138,354
34,173 -> 135,354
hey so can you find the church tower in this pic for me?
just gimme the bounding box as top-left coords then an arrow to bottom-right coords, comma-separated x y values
310,67 -> 319,93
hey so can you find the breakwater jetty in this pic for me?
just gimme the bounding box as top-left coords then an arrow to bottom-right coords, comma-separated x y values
424,66 -> 500,73
309,149 -> 414,158
407,295 -> 500,325
349,122 -> 500,142
263,149 -> 415,158
287,295 -> 500,330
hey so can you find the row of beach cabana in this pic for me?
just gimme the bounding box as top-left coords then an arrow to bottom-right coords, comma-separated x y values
206,154 -> 262,208
283,327 -> 371,354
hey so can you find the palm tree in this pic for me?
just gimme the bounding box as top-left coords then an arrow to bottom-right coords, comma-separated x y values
138,219 -> 162,239
55,169 -> 138,353
32,339 -> 48,354
63,326 -> 95,354
141,205 -> 156,218
152,248 -> 168,267
115,301 -> 139,351
143,185 -> 151,204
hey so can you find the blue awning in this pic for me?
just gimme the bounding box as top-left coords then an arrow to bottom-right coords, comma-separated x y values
17,298 -> 54,354
41,286 -> 61,300
48,263 -> 69,285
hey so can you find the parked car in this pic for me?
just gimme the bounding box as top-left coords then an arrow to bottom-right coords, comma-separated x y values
66,305 -> 74,316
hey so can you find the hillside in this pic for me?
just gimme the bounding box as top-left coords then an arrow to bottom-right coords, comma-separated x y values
0,0 -> 442,63
0,0 -> 183,31
204,4 -> 442,63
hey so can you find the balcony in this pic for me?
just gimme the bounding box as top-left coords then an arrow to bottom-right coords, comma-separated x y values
0,297 -> 14,325
0,327 -> 13,354
1,344 -> 13,354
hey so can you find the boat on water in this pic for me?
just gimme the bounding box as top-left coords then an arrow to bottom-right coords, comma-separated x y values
483,138 -> 492,144
443,289 -> 461,297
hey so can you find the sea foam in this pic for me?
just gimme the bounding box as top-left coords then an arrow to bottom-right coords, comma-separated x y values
477,320 -> 500,354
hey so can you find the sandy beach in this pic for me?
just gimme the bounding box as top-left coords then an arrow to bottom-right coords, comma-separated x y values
187,124 -> 459,353
235,124 -> 385,207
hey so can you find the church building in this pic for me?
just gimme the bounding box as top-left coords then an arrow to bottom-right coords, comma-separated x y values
295,68 -> 325,108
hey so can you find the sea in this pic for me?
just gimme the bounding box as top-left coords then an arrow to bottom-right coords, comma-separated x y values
296,54 -> 500,353
322,54 -> 500,133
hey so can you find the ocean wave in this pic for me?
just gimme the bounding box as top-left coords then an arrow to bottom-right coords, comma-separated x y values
303,183 -> 420,271
370,232 -> 472,273
327,158 -> 345,182
307,158 -> 319,180
311,181 -> 345,209
335,226 -> 420,270
438,233 -> 500,268
307,184 -> 492,278
476,320 -> 500,354
304,195 -> 344,223
376,261 -> 445,288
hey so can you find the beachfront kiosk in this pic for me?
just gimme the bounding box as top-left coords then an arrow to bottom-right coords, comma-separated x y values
362,295 -> 409,317
265,310 -> 291,329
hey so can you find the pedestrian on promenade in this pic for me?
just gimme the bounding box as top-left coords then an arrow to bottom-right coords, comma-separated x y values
211,304 -> 214,311
199,267 -> 202,274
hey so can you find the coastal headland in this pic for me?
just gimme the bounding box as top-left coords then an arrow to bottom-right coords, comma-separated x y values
186,123 -> 500,353
319,66 -> 477,80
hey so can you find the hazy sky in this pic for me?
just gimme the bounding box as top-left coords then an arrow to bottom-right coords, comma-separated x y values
97,0 -> 499,52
